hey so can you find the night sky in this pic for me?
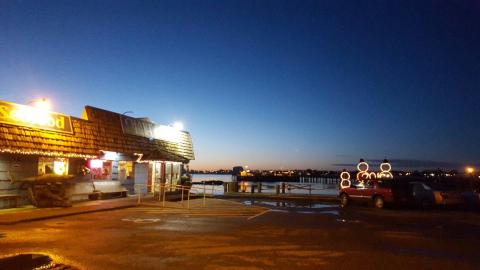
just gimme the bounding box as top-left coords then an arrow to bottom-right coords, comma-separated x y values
1,0 -> 479,170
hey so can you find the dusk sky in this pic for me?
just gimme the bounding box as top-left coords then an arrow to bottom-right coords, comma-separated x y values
1,0 -> 479,170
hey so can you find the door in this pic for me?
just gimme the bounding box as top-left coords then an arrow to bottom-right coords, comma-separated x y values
147,162 -> 153,192
161,162 -> 166,185
134,163 -> 148,194
152,162 -> 161,193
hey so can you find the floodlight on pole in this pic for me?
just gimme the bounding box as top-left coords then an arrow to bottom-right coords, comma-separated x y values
172,122 -> 184,131
27,98 -> 51,111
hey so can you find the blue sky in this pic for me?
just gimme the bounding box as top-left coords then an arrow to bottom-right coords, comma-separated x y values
1,0 -> 479,170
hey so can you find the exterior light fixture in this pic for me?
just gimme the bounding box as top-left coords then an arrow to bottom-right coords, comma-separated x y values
102,151 -> 119,160
28,98 -> 51,111
466,167 -> 475,174
154,125 -> 181,143
90,159 -> 104,169
172,122 -> 184,131
53,160 -> 67,175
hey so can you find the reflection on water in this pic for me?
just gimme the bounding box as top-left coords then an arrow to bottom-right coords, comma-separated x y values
0,253 -> 71,270
242,200 -> 338,210
242,199 -> 340,216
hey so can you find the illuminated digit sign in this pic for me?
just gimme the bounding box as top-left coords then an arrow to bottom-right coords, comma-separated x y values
378,159 -> 393,179
356,158 -> 393,181
356,159 -> 374,181
340,171 -> 351,189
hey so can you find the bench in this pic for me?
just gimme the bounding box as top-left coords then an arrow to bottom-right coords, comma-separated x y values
91,181 -> 128,200
0,194 -> 22,208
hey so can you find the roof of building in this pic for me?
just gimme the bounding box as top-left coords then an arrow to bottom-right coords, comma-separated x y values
0,104 -> 194,163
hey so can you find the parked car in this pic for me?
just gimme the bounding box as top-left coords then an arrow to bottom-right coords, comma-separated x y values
463,191 -> 480,209
409,181 -> 464,208
339,180 -> 394,209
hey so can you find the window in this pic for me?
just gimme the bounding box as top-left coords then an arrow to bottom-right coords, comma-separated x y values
38,157 -> 69,176
118,161 -> 133,180
88,159 -> 112,180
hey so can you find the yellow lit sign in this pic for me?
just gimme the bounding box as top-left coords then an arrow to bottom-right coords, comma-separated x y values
0,100 -> 73,133
53,160 -> 67,175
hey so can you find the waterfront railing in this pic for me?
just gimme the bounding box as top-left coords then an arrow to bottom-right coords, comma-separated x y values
134,182 -> 215,208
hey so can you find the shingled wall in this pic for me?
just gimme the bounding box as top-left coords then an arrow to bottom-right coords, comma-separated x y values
0,105 -> 194,163
82,106 -> 195,162
0,116 -> 98,158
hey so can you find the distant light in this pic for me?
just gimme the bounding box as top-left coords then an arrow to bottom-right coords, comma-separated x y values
466,167 -> 475,174
172,122 -> 184,131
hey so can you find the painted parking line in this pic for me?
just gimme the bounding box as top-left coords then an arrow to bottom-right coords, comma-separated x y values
247,209 -> 271,220
121,206 -> 268,219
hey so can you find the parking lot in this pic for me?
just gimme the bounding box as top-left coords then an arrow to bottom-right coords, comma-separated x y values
1,198 -> 479,270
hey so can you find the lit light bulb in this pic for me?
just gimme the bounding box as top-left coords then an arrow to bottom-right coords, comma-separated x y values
172,122 -> 184,131
30,98 -> 51,111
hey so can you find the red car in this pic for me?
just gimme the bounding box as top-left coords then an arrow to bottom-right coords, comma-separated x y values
339,180 -> 394,209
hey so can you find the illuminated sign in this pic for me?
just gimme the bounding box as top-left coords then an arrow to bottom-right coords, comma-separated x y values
0,100 -> 73,134
340,171 -> 351,189
355,158 -> 393,181
378,160 -> 393,179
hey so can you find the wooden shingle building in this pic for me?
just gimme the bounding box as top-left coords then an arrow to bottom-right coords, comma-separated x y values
0,99 -> 194,208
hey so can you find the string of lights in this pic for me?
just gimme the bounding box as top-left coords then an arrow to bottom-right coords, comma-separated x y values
0,148 -> 96,159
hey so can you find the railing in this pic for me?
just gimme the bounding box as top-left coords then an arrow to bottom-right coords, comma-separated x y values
229,181 -> 337,195
285,183 -> 332,195
134,182 -> 215,208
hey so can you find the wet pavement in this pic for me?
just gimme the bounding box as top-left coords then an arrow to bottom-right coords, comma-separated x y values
0,197 -> 139,225
0,198 -> 479,269
0,253 -> 76,270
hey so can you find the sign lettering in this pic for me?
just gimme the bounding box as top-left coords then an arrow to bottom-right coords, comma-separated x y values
0,100 -> 73,134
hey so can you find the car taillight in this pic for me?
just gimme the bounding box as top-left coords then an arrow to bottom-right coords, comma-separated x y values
433,191 -> 443,204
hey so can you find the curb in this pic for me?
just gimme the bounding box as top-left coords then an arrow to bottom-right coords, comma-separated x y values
218,193 -> 339,203
0,204 -> 137,225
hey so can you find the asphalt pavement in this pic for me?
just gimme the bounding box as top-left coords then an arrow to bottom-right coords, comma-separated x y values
0,198 -> 479,270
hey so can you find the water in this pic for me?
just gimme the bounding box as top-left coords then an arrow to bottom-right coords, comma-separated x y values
0,253 -> 74,270
191,174 -> 232,195
190,174 -> 338,196
242,200 -> 337,209
240,199 -> 340,216
191,174 -> 233,183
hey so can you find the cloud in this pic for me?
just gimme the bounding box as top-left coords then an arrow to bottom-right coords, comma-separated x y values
334,154 -> 353,158
332,159 -> 463,169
